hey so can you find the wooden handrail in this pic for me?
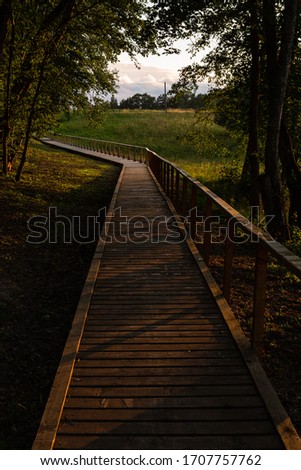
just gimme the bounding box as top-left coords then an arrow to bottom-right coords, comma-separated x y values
146,149 -> 301,279
47,132 -> 301,358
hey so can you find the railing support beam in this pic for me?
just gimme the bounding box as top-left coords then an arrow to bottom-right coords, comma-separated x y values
203,198 -> 212,266
252,244 -> 269,359
223,219 -> 235,303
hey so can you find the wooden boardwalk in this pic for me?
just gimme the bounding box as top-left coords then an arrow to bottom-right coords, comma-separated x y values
33,143 -> 301,450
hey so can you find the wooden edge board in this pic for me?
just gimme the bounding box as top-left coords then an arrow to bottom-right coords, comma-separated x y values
37,138 -> 127,168
148,166 -> 301,450
32,164 -> 125,450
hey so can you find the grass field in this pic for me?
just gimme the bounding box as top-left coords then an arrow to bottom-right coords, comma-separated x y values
58,109 -> 246,207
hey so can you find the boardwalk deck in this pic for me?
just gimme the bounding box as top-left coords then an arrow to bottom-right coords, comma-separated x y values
33,143 -> 301,450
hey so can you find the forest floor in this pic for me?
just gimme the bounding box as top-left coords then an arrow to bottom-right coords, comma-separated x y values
0,143 -> 120,449
208,244 -> 301,437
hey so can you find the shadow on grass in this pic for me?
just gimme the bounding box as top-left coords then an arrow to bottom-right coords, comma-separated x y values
0,144 -> 120,449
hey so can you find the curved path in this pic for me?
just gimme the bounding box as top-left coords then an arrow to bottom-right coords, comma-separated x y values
33,141 -> 301,450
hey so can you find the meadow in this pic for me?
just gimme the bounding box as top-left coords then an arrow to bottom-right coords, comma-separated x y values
58,109 -> 246,209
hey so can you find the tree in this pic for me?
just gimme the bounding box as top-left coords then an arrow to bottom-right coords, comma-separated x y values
242,0 -> 261,216
149,0 -> 301,239
261,0 -> 299,239
0,0 -> 157,179
110,95 -> 119,109
119,93 -> 157,109
0,0 -> 12,57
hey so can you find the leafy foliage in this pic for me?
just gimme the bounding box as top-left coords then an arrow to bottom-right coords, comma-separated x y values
118,90 -> 206,110
150,0 -> 301,238
0,0 -> 157,179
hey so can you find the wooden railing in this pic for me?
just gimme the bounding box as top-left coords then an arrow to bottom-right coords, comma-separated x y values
47,133 -> 301,357
47,133 -> 149,163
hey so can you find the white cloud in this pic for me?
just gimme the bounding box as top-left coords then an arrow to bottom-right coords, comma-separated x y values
111,63 -> 181,100
143,74 -> 158,84
119,73 -> 133,84
110,41 -> 211,102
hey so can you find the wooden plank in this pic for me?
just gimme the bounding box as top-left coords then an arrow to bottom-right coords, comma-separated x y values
78,342 -> 236,351
57,420 -> 275,436
71,373 -> 252,385
76,350 -> 239,360
74,358 -> 245,367
72,366 -> 249,377
84,319 -> 226,327
63,395 -> 264,409
54,434 -> 283,450
82,325 -> 228,331
86,313 -> 222,320
88,306 -> 220,313
81,335 -> 231,343
68,384 -> 257,397
82,330 -> 233,338
61,407 -> 264,422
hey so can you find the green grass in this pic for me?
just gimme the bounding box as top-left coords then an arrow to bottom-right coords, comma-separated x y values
58,109 -> 246,204
0,143 -> 120,449
59,109 -> 198,157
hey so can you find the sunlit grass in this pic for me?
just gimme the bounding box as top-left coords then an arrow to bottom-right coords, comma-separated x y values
58,109 -> 245,192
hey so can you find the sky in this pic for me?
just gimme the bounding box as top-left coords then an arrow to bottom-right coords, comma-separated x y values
110,39 -> 211,101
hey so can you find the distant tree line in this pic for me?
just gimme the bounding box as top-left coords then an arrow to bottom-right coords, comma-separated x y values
115,90 -> 206,110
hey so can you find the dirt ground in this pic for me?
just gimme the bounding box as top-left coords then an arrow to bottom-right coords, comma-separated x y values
0,144 -> 119,449
209,245 -> 301,436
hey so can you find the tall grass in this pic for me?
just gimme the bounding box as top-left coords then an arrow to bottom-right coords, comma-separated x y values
58,109 -> 246,206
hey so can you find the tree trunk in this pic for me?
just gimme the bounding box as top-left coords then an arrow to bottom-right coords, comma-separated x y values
3,0 -> 76,177
262,0 -> 298,240
0,0 -> 13,174
0,0 -> 12,57
1,3 -> 14,175
279,120 -> 301,228
242,0 -> 260,220
15,54 -> 47,181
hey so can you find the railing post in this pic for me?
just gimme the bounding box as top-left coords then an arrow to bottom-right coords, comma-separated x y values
203,197 -> 212,265
190,185 -> 197,241
182,177 -> 188,214
175,170 -> 180,209
252,244 -> 269,358
162,162 -> 166,192
166,164 -> 170,197
223,218 -> 235,302
170,166 -> 175,203
159,160 -> 163,186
